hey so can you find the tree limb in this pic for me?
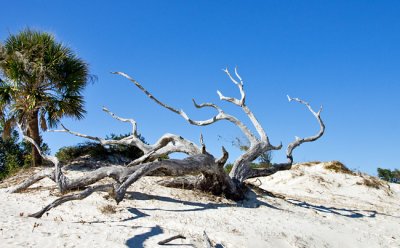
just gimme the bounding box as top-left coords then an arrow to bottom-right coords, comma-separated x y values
102,107 -> 138,136
114,71 -> 260,145
246,96 -> 325,179
285,95 -> 325,162
29,184 -> 114,218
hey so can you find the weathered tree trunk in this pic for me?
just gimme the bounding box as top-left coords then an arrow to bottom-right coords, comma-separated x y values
9,67 -> 325,218
28,110 -> 42,166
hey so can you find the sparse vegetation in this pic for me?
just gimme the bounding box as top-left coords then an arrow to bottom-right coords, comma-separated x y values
324,161 -> 354,175
358,177 -> 385,189
299,161 -> 321,167
224,162 -> 271,174
99,204 -> 116,214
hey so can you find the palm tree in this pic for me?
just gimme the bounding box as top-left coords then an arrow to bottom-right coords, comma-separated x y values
0,29 -> 91,166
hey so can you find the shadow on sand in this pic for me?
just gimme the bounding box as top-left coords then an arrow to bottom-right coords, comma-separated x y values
250,185 -> 399,219
125,225 -> 163,248
125,190 -> 281,213
284,198 -> 378,218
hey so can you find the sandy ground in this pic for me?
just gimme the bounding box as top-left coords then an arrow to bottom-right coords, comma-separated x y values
0,162 -> 399,248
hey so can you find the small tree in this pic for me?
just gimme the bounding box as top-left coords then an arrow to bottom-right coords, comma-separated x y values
377,167 -> 400,183
0,29 -> 91,166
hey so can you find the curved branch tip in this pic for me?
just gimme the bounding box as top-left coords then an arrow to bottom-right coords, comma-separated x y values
192,98 -> 200,108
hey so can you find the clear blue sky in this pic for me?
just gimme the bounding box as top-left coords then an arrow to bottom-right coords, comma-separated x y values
1,1 -> 399,175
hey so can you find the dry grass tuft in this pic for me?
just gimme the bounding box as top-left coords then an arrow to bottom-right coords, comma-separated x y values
0,167 -> 41,188
324,161 -> 354,175
99,204 -> 117,214
299,161 -> 321,167
358,177 -> 385,189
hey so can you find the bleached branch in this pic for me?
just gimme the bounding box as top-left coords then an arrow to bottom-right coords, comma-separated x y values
247,96 -> 325,179
17,124 -> 59,166
285,95 -> 325,162
115,71 -> 258,144
221,66 -> 245,106
102,107 -> 138,136
16,124 -> 67,191
218,68 -> 270,144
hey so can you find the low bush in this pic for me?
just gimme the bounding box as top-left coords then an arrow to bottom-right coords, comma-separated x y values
55,133 -> 146,163
0,130 -> 25,180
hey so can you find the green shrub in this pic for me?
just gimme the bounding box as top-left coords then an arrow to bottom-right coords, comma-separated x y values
55,133 -> 146,163
0,130 -> 25,180
377,167 -> 400,184
224,163 -> 233,173
55,142 -> 107,162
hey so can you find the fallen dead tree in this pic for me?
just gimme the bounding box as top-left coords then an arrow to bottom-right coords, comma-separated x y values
8,67 -> 325,218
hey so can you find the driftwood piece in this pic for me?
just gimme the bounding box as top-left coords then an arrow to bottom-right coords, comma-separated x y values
9,67 -> 325,217
157,234 -> 186,245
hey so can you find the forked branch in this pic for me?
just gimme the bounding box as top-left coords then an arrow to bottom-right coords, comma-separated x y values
217,67 -> 270,144
286,95 -> 325,163
247,96 -> 325,179
114,70 -> 263,145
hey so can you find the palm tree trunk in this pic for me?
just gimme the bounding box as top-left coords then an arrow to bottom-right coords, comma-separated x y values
28,110 -> 42,166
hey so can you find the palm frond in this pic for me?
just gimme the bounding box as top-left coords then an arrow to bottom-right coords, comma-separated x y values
0,28 -> 91,132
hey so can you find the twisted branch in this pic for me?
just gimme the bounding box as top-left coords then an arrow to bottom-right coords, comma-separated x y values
286,95 -> 325,162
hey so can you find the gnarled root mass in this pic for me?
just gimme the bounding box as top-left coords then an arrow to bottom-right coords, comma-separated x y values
9,67 -> 325,218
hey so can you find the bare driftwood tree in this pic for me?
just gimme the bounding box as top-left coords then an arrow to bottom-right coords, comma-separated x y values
8,68 -> 325,218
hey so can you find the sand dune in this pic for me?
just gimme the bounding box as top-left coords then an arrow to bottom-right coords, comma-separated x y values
1,161 -> 399,247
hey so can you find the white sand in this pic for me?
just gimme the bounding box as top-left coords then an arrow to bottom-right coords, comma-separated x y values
0,162 -> 399,248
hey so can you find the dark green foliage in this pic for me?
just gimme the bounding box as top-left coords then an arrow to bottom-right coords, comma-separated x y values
224,162 -> 270,174
224,163 -> 233,173
234,137 -> 273,166
55,142 -> 106,163
222,137 -> 273,174
0,128 -> 50,179
55,133 -> 146,163
105,133 -> 146,160
377,168 -> 400,184
0,130 -> 24,180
